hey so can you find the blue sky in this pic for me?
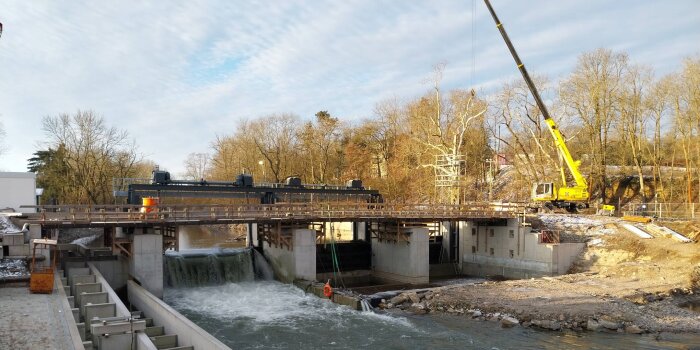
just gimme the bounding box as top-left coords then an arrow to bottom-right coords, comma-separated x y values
0,0 -> 698,175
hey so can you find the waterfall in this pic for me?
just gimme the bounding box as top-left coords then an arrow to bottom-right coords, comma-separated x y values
165,248 -> 274,287
360,299 -> 374,313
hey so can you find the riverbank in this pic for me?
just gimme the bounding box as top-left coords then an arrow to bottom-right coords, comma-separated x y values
377,214 -> 700,335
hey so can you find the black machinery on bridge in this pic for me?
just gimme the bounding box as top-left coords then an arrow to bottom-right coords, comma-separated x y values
114,171 -> 383,205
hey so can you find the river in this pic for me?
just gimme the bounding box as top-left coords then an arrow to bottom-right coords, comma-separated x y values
164,280 -> 700,349
165,228 -> 700,349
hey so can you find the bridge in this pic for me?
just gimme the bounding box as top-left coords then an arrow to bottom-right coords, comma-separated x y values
21,202 -> 526,228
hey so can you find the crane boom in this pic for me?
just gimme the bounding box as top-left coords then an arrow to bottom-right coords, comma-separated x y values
483,0 -> 589,209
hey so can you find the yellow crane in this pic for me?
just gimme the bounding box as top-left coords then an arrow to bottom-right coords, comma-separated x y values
483,0 -> 589,212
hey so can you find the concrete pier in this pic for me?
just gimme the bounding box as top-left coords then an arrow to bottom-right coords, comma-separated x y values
263,229 -> 316,283
371,227 -> 429,284
130,234 -> 164,298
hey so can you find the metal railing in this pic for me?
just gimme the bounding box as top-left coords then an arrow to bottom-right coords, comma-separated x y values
21,202 -> 527,226
621,202 -> 699,220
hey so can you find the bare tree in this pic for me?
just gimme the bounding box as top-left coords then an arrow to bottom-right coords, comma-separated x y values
41,110 -> 141,204
618,64 -> 652,200
183,152 -> 210,180
248,114 -> 300,183
560,48 -> 628,200
408,64 -> 488,203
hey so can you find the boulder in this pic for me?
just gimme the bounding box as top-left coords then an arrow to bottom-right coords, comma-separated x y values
501,316 -> 520,328
471,310 -> 482,318
389,294 -> 409,305
625,325 -> 644,334
598,319 -> 621,330
586,319 -> 601,331
408,292 -> 421,304
410,302 -> 427,314
532,320 -> 561,331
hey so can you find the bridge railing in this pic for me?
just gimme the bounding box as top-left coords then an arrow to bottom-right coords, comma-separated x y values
21,202 -> 527,225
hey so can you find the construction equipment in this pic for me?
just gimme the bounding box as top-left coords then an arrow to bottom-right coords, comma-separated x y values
29,239 -> 58,294
483,0 -> 589,212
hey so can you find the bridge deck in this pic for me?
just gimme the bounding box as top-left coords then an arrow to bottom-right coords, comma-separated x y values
21,202 -> 526,228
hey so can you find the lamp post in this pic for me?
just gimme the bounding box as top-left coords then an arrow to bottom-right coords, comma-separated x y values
258,160 -> 265,183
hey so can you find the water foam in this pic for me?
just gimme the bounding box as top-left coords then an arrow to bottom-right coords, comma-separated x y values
165,280 -> 414,330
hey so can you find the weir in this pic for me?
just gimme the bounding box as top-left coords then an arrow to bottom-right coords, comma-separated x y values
14,201 -> 586,303
164,248 -> 273,287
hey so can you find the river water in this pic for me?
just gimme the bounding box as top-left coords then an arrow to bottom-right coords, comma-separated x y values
162,247 -> 700,350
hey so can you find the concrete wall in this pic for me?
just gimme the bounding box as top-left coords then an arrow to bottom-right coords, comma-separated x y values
554,243 -> 586,275
91,257 -> 129,291
130,234 -> 163,298
460,218 -> 585,279
127,280 -> 230,350
0,172 -> 36,212
371,227 -> 429,284
263,229 -> 316,283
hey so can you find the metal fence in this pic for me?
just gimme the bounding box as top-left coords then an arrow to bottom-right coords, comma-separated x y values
621,202 -> 699,220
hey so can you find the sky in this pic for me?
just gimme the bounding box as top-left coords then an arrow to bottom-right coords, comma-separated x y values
0,0 -> 698,175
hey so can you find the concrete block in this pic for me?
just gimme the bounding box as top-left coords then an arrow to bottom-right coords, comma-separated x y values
28,224 -> 41,241
67,267 -> 91,282
64,285 -> 70,296
0,245 -> 3,259
76,322 -> 86,341
85,302 -> 116,322
145,326 -> 164,337
8,244 -> 29,256
150,334 -> 177,348
82,341 -> 93,350
3,233 -> 24,246
67,296 -> 75,308
72,308 -> 79,322
75,283 -> 102,306
71,274 -> 97,296
79,292 -> 109,316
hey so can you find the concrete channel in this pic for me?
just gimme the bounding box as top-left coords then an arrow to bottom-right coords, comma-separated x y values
55,261 -> 229,350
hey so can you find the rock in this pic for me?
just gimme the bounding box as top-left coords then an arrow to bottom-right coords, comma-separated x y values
424,292 -> 434,300
408,292 -> 421,304
471,310 -> 482,318
625,325 -> 644,334
410,302 -> 427,314
532,320 -> 561,331
559,314 -> 565,321
389,294 -> 409,305
385,303 -> 394,309
598,319 -> 621,330
501,316 -> 520,328
522,321 -> 531,328
489,315 -> 499,322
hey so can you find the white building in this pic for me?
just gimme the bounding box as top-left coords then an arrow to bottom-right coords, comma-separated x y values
0,172 -> 37,212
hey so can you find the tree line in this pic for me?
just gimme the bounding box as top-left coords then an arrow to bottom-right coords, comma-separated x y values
29,49 -> 700,205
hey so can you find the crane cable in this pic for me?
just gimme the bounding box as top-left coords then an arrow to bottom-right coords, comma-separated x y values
471,0 -> 475,89
329,222 -> 346,289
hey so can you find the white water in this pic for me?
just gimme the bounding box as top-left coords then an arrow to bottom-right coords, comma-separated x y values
162,247 -> 700,349
164,280 -> 700,350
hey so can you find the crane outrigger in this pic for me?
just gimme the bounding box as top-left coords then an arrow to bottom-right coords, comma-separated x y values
483,0 -> 589,212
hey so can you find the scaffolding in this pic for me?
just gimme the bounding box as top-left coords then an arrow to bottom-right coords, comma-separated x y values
435,154 -> 466,204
